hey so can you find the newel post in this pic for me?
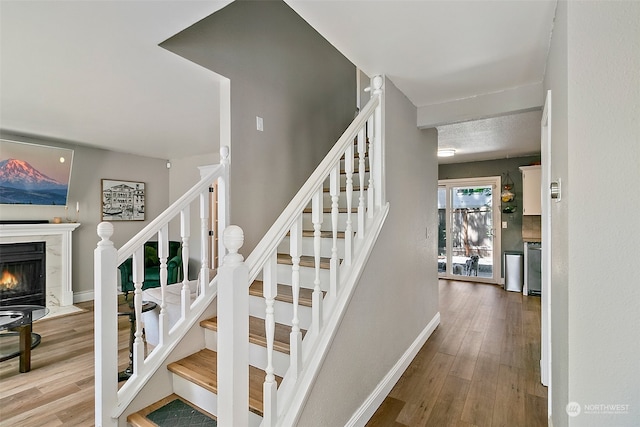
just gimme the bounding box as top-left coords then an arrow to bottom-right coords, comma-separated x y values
372,75 -> 385,209
217,225 -> 248,426
94,222 -> 118,427
218,145 -> 230,264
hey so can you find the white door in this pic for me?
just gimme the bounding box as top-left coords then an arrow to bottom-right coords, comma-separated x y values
541,91 -> 552,407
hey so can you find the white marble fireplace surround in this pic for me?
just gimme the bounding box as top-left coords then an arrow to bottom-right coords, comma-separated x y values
0,223 -> 82,318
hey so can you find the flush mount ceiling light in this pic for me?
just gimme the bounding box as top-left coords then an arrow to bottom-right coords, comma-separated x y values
437,149 -> 455,157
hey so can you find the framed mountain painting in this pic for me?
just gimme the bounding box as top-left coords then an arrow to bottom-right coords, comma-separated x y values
0,139 -> 74,206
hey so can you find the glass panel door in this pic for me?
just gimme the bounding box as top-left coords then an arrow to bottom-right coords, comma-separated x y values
438,177 -> 501,284
438,186 -> 447,275
451,185 -> 494,279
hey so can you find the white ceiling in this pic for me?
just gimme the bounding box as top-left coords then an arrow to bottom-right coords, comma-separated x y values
0,0 -> 556,162
437,109 -> 542,164
0,0 -> 232,159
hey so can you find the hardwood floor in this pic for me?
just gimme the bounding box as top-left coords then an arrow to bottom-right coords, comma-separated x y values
366,279 -> 548,427
0,280 -> 547,427
0,300 -> 130,427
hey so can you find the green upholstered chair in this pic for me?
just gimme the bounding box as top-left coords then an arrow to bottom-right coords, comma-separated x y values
118,241 -> 183,294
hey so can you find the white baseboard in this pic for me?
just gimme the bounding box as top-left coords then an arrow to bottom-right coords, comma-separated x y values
74,290 -> 94,303
345,311 -> 441,427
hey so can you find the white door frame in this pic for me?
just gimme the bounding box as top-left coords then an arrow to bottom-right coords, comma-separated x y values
540,91 -> 552,410
438,176 -> 502,285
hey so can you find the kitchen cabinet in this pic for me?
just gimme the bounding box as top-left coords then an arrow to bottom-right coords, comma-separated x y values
520,165 -> 542,215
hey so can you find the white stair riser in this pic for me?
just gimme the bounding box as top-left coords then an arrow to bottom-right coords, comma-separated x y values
276,263 -> 330,291
342,171 -> 370,187
321,171 -> 369,187
249,294 -> 312,331
172,374 -> 263,427
280,235 -> 345,259
321,189 -> 366,209
307,191 -> 367,209
204,329 -> 290,378
302,212 -> 359,232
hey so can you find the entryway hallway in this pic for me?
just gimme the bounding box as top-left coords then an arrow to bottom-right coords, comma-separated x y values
367,279 -> 547,426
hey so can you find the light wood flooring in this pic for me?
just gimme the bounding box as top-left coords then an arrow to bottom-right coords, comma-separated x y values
0,280 -> 547,426
0,300 -> 130,427
366,279 -> 548,426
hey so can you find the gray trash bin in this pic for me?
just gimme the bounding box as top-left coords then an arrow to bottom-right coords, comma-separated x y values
504,251 -> 524,292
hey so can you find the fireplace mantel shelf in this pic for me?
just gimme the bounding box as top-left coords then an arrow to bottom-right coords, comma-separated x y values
0,223 -> 81,237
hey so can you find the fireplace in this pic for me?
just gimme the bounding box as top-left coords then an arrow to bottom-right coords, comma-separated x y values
0,242 -> 46,307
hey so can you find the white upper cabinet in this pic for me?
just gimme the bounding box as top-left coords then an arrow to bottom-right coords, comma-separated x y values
520,165 -> 542,215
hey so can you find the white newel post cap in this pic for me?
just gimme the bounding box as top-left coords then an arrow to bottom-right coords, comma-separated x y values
372,75 -> 383,94
220,145 -> 230,165
222,225 -> 244,266
97,222 -> 114,244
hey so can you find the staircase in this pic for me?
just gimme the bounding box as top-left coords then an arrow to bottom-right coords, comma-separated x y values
94,76 -> 387,427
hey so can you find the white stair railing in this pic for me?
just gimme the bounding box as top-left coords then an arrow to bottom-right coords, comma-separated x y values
95,75 -> 387,426
216,76 -> 388,426
94,147 -> 230,426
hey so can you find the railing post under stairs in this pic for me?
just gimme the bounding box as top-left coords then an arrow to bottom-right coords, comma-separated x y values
217,225 -> 249,426
94,222 -> 118,427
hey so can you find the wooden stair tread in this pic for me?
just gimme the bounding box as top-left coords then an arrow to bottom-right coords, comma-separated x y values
277,252 -> 331,269
302,207 -> 356,214
250,280 -> 313,307
340,166 -> 369,174
167,349 -> 282,417
322,185 -> 364,193
300,229 -> 347,238
200,316 -> 305,355
127,394 -> 216,427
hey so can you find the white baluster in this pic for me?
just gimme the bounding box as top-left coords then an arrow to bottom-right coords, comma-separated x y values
367,115 -> 375,218
344,145 -> 354,266
217,226 -> 248,427
357,127 -> 366,238
132,245 -> 144,375
158,225 -> 169,346
262,251 -> 278,426
289,215 -> 303,379
312,188 -> 323,334
200,189 -> 210,296
94,222 -> 118,427
329,164 -> 340,299
180,206 -> 191,317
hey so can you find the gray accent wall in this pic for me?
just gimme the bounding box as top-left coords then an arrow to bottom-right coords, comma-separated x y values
297,78 -> 439,425
439,155 -> 541,276
0,131 -> 170,299
161,0 -> 356,253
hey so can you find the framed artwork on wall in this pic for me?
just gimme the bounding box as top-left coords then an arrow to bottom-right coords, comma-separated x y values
0,139 -> 74,206
101,179 -> 145,221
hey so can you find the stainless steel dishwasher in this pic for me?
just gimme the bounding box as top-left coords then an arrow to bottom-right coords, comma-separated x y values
526,242 -> 542,295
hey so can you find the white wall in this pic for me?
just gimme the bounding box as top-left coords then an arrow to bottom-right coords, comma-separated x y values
0,132 -> 170,300
545,1 -> 640,425
297,78 -> 440,425
567,1 -> 640,424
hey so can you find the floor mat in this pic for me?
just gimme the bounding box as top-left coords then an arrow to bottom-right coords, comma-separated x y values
146,398 -> 217,427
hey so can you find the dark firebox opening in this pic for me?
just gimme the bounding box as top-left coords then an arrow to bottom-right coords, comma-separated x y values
0,242 -> 46,307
